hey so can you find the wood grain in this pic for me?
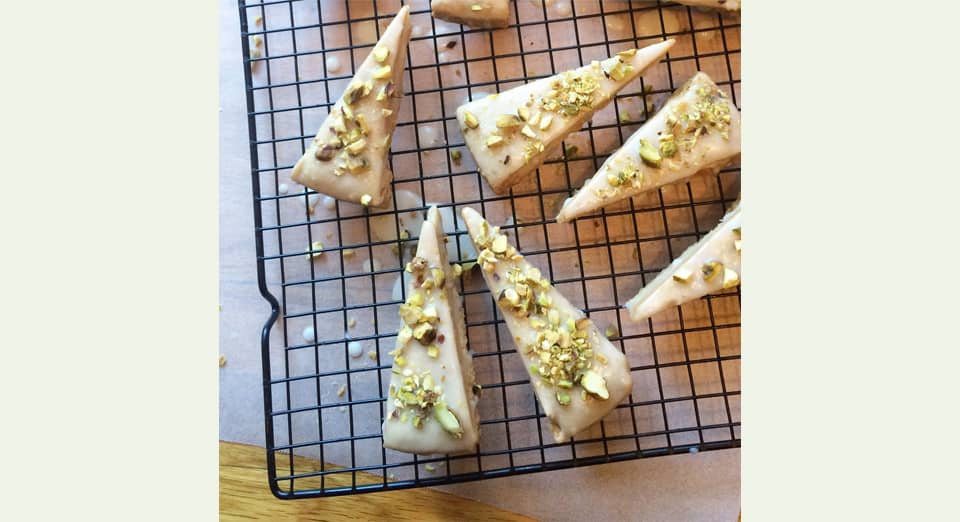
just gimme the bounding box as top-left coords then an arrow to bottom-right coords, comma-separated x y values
220,441 -> 534,521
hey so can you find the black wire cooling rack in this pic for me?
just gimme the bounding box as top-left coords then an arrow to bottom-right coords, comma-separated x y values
239,0 -> 740,499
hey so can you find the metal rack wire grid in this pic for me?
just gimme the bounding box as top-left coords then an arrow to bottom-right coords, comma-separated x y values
239,0 -> 740,499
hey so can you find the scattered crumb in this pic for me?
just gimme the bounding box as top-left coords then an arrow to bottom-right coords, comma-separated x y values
302,326 -> 315,343
455,69 -> 462,77
306,241 -> 324,260
348,341 -> 363,358
388,473 -> 397,481
348,317 -> 357,328
278,183 -> 288,194
445,40 -> 457,49
605,325 -> 619,339
425,464 -> 436,472
306,194 -> 321,215
343,249 -> 356,259
336,384 -> 346,397
254,15 -> 263,26
325,232 -> 335,240
218,355 -> 227,368
253,35 -> 263,47
367,351 -> 377,361
249,48 -> 261,72
325,56 -> 342,74
218,304 -> 222,312
338,406 -> 347,412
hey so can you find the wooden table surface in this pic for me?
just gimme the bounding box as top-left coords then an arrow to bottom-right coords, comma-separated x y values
220,441 -> 533,520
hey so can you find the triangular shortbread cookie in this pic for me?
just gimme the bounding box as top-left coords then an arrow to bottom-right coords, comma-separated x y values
461,207 -> 632,442
431,0 -> 510,29
626,200 -> 741,322
291,6 -> 412,208
456,39 -> 675,194
556,72 -> 740,222
382,205 -> 480,455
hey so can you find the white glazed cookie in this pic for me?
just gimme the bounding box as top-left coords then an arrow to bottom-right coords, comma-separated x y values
456,40 -> 675,194
431,0 -> 510,29
626,201 -> 741,322
461,207 -> 632,443
291,6 -> 412,208
382,206 -> 481,455
556,72 -> 740,223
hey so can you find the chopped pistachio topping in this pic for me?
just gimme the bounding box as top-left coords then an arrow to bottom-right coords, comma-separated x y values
462,110 -> 479,129
732,225 -> 742,238
470,4 -> 483,11
602,56 -> 634,81
556,390 -> 571,405
617,48 -> 637,59
360,194 -> 372,206
391,368 -> 461,438
431,267 -> 446,288
605,162 -> 642,189
722,267 -> 740,289
538,114 -> 553,131
521,125 -> 537,139
660,81 -> 733,157
314,142 -> 340,161
491,234 -> 508,254
522,140 -> 545,163
372,65 -> 392,80
381,108 -> 393,117
496,114 -> 522,129
701,260 -> 723,282
452,263 -> 463,277
517,106 -> 531,121
345,138 -> 367,155
376,81 -> 396,101
537,69 -> 600,118
658,134 -> 678,158
398,324 -> 413,347
372,45 -> 389,63
486,134 -> 505,148
669,266 -> 694,283
638,138 -> 662,167
580,370 -> 609,399
427,345 -> 439,358
433,403 -> 463,437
